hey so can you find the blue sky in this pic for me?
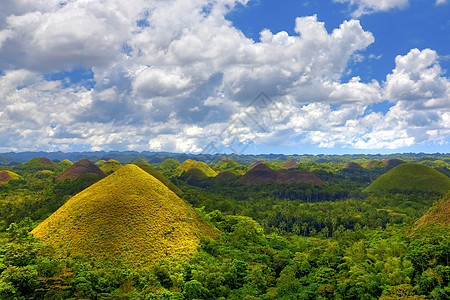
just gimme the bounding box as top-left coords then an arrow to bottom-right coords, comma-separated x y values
0,0 -> 449,154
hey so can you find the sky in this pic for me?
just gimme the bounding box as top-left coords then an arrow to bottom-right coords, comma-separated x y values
0,0 -> 449,155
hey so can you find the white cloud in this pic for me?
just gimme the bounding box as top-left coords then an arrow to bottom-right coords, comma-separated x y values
0,0 -> 448,152
436,0 -> 447,5
335,0 -> 409,17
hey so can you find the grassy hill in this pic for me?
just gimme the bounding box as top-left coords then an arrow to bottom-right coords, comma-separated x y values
156,158 -> 181,178
56,159 -> 107,181
415,196 -> 450,229
281,160 -> 298,169
364,163 -> 450,194
57,159 -> 73,169
99,159 -> 122,174
213,158 -> 248,175
176,159 -> 217,177
132,159 -> 182,195
13,157 -> 62,173
32,164 -> 218,267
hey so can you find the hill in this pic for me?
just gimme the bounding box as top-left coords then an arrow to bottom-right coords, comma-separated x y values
31,165 -> 218,267
100,159 -> 122,174
364,163 -> 450,194
343,162 -> 364,170
132,159 -> 182,195
56,159 -> 107,181
213,158 -> 248,175
281,160 -> 298,169
0,170 -> 21,183
157,158 -> 181,178
176,159 -> 217,177
239,164 -> 324,185
57,159 -> 73,169
415,196 -> 450,229
13,157 -> 61,173
216,171 -> 238,180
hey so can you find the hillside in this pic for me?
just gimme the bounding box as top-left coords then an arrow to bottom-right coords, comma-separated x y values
239,164 -> 324,185
0,170 -> 21,183
56,159 -> 107,181
281,160 -> 298,169
415,196 -> 450,229
364,163 -> 450,194
176,159 -> 217,177
132,159 -> 182,195
213,158 -> 248,175
57,159 -> 73,169
13,157 -> 61,173
32,164 -> 218,267
343,162 -> 364,170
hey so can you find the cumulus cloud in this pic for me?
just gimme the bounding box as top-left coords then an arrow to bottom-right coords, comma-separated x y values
335,0 -> 409,17
0,0 -> 448,152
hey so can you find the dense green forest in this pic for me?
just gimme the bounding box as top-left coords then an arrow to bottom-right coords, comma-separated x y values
0,154 -> 449,299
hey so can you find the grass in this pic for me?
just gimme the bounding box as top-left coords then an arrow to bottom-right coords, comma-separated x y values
213,158 -> 248,175
57,159 -> 73,169
32,164 -> 218,267
364,163 -> 450,194
132,160 -> 182,195
175,159 -> 217,177
0,170 -> 21,183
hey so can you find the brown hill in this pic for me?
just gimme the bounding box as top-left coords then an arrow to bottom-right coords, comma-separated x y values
32,165 -> 219,267
239,164 -> 324,185
216,171 -> 238,180
281,160 -> 298,169
250,161 -> 266,168
56,159 -> 107,181
38,157 -> 55,165
277,169 -> 324,185
385,159 -> 406,169
0,171 -> 11,183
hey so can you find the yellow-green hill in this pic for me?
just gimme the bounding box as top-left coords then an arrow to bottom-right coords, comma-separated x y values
364,163 -> 450,194
95,160 -> 107,167
100,159 -> 122,174
132,159 -> 182,195
176,159 -> 217,177
415,196 -> 450,229
157,158 -> 181,178
213,158 -> 248,175
31,165 -> 218,267
57,159 -> 73,169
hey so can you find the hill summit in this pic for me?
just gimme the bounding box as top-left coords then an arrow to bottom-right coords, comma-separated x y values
364,163 -> 450,194
56,159 -> 107,181
132,159 -> 182,195
32,164 -> 218,267
176,159 -> 217,177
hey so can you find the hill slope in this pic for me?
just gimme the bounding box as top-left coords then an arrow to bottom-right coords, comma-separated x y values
56,159 -> 107,181
132,159 -> 182,195
0,171 -> 21,183
364,163 -> 450,194
32,165 -> 218,267
100,159 -> 122,174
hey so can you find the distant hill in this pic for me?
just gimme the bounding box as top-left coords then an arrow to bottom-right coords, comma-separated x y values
216,171 -> 238,180
213,158 -> 248,175
57,159 -> 73,169
343,162 -> 364,170
415,196 -> 450,229
32,164 -> 218,267
100,159 -> 122,174
13,157 -> 62,173
281,160 -> 298,169
0,170 -> 21,183
56,159 -> 107,181
132,159 -> 182,195
239,164 -> 324,185
176,159 -> 217,178
364,163 -> 450,194
156,158 -> 181,178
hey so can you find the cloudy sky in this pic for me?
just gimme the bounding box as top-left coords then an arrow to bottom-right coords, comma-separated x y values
0,0 -> 449,154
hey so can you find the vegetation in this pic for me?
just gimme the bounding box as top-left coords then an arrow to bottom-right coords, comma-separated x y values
99,159 -> 122,174
0,153 -> 448,299
175,159 -> 217,178
133,159 -> 183,195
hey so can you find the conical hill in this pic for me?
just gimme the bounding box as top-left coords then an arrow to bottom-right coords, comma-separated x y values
176,159 -> 217,177
364,163 -> 450,194
239,164 -> 324,185
281,160 -> 298,169
32,165 -> 218,266
133,160 -> 182,195
56,159 -> 107,181
100,159 -> 122,174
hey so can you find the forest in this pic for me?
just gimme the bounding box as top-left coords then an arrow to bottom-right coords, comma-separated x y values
0,153 -> 449,299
